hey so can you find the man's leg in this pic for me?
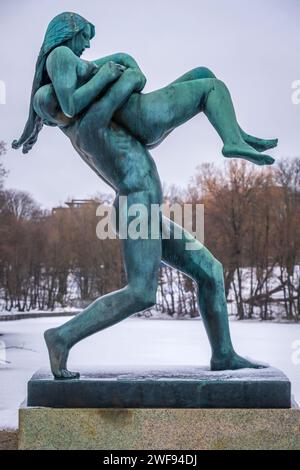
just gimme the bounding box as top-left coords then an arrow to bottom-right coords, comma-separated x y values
161,216 -> 265,370
45,189 -> 162,379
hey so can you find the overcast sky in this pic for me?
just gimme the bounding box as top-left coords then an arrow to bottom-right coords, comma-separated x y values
0,0 -> 299,208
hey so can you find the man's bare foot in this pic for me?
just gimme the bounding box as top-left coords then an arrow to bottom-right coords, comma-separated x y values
44,328 -> 79,380
211,352 -> 267,371
222,142 -> 275,165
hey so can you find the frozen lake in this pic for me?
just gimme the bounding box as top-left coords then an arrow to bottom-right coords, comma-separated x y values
0,316 -> 300,429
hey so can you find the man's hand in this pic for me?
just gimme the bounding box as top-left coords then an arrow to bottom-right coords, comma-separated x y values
94,53 -> 146,92
135,70 -> 146,92
100,61 -> 127,80
103,63 -> 146,92
123,68 -> 146,92
90,68 -> 148,126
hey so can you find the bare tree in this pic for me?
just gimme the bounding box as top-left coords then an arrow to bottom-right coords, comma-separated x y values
1,189 -> 41,220
0,141 -> 7,192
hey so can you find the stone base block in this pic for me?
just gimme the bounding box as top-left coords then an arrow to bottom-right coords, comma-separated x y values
27,366 -> 291,409
19,407 -> 300,450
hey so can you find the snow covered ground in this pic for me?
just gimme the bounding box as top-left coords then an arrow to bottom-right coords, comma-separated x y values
0,317 -> 300,429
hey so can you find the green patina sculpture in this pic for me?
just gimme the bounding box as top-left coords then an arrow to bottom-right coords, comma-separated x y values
13,12 -> 277,379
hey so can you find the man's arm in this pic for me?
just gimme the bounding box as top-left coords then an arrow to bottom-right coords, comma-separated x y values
93,68 -> 145,126
93,53 -> 146,92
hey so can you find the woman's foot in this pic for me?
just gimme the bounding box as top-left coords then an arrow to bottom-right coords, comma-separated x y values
44,328 -> 80,380
240,130 -> 278,153
211,351 -> 267,371
222,142 -> 275,165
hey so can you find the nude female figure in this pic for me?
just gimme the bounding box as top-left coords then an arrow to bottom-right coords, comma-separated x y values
13,12 -> 276,378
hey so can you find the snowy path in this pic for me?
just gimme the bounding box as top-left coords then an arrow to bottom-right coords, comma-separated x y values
0,317 -> 300,429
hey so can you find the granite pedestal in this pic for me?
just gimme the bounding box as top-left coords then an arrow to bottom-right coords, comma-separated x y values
19,366 -> 298,450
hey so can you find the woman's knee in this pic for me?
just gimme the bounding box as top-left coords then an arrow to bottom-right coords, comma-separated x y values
213,78 -> 229,94
200,78 -> 228,107
193,67 -> 216,80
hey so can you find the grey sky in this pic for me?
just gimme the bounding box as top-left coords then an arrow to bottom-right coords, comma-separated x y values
0,0 -> 299,208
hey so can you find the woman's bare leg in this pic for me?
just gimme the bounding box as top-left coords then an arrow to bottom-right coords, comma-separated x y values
161,216 -> 265,370
168,67 -> 278,152
116,78 -> 275,165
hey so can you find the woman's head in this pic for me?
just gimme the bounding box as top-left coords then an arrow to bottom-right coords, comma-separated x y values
41,12 -> 95,57
64,23 -> 93,57
12,12 -> 95,154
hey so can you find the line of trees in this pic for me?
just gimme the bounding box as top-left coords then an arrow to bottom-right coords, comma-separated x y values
0,196 -> 124,311
186,158 -> 300,320
139,158 -> 300,321
0,139 -> 299,320
0,142 -> 124,311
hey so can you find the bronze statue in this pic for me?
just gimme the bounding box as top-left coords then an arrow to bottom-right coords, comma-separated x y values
13,12 -> 277,379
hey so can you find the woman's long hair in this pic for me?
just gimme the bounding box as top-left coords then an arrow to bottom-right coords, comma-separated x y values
12,12 -> 95,154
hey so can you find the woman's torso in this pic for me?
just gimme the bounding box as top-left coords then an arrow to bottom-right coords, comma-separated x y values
34,49 -> 159,194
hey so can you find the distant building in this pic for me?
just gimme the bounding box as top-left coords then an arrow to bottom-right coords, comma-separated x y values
52,199 -> 98,215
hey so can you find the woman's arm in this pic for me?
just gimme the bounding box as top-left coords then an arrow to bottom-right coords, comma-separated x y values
93,52 -> 146,92
46,46 -> 125,118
